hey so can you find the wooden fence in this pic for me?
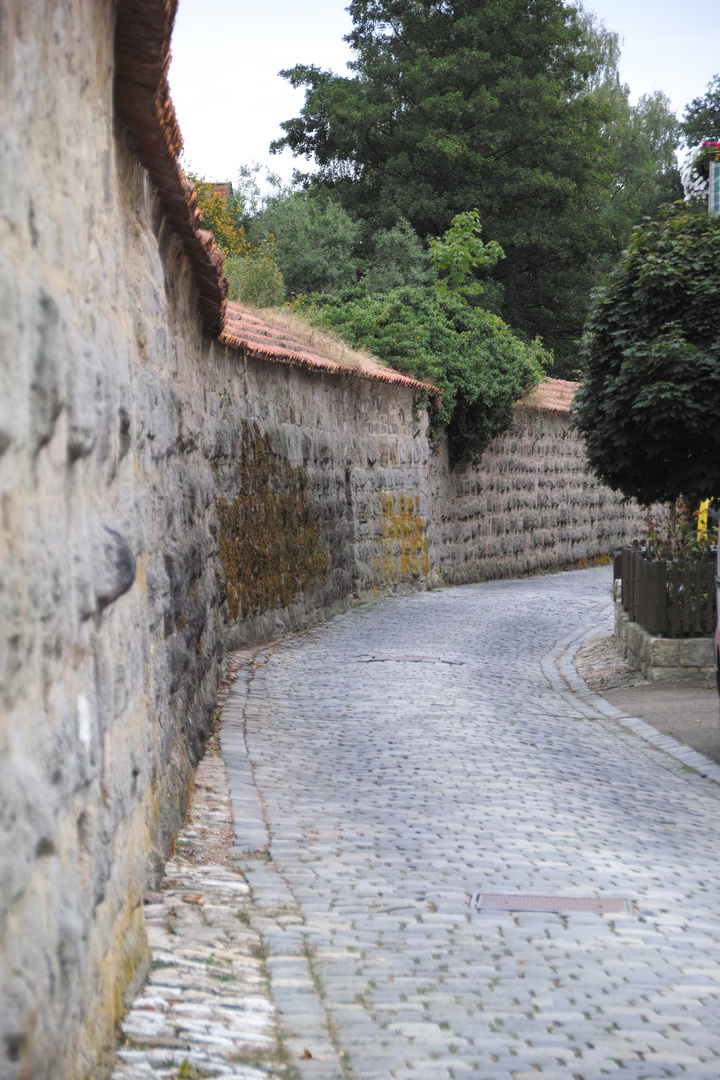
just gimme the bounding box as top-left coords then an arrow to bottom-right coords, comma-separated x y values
614,546 -> 716,638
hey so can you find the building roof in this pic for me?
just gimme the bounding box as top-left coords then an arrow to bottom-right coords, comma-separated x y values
115,0 -> 227,337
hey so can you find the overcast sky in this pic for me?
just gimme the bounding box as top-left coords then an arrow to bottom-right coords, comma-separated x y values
168,0 -> 720,187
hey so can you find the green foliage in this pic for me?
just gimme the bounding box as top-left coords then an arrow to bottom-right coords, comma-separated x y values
601,91 -> 682,233
225,238 -> 284,308
294,286 -> 549,464
188,170 -> 285,307
573,207 -> 720,506
428,209 -> 504,297
189,174 -> 249,257
681,74 -> 720,144
361,218 -> 435,293
272,0 -> 680,374
246,188 -> 359,296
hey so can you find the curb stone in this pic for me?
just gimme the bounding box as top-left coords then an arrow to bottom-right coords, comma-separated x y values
557,601 -> 720,793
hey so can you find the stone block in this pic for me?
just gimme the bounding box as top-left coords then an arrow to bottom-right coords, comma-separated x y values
651,637 -> 682,667
680,637 -> 714,668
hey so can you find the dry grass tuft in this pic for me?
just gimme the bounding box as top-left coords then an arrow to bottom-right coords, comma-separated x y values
253,306 -> 392,377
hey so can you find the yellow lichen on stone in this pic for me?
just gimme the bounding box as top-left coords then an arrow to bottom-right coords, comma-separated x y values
375,493 -> 430,582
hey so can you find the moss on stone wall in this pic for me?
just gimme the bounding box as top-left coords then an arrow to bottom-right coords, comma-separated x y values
216,420 -> 329,619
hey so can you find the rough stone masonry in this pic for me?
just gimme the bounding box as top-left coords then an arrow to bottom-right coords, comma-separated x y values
0,2 -> 644,1078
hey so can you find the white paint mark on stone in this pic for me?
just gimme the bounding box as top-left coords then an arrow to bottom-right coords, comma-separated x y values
77,696 -> 92,748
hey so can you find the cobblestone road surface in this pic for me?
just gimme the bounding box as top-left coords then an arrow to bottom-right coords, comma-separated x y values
226,568 -> 720,1080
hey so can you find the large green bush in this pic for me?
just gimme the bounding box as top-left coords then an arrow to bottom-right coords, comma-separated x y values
574,206 -> 720,505
296,286 -> 549,464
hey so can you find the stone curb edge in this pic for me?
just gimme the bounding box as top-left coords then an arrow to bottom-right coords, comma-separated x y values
545,603 -> 720,794
220,647 -> 273,855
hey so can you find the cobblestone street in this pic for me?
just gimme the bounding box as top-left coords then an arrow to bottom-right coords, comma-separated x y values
115,567 -> 720,1080
228,567 -> 720,1080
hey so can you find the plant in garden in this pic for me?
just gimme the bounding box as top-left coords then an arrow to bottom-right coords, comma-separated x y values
573,206 -> 720,506
293,285 -> 549,464
693,140 -> 720,175
641,502 -> 717,567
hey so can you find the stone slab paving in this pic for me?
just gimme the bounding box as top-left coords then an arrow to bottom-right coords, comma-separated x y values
112,689 -> 286,1080
225,568 -> 720,1080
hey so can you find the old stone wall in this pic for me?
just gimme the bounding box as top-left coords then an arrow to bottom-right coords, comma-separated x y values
430,406 -> 645,584
0,4 -> 642,1079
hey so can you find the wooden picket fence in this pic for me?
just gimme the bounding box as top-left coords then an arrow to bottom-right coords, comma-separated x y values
614,546 -> 716,638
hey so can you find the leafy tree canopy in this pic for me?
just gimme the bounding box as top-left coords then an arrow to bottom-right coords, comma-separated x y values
272,0 -> 680,374
361,218 -> 435,293
573,207 -> 720,506
681,74 -> 720,144
294,285 -> 550,464
246,186 -> 360,296
428,209 -> 504,297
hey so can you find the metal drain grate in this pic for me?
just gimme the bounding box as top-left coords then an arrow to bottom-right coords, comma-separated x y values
473,893 -> 633,914
360,655 -> 464,665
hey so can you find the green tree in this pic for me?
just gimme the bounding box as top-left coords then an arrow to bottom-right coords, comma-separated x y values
361,218 -> 435,293
428,209 -> 504,296
247,188 -> 360,296
272,0 -> 679,374
296,286 -> 549,463
573,207 -> 720,506
681,75 -> 720,144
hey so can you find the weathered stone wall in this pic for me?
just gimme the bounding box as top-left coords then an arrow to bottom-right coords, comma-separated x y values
0,4 -> 642,1079
430,406 -> 645,584
0,7 -> 430,1071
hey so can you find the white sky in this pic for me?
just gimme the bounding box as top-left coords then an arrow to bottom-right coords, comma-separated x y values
168,0 -> 720,188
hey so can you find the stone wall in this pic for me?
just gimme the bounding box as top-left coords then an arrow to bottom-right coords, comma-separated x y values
0,3 -> 643,1079
431,406 -> 645,584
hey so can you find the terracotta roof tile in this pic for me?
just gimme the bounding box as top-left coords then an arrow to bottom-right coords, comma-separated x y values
114,0 -> 227,337
520,378 -> 578,413
220,303 -> 439,393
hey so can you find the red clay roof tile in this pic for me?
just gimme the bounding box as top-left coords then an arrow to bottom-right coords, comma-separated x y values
220,303 -> 437,393
115,0 -> 227,337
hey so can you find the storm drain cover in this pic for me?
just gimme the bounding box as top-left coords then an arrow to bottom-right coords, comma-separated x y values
360,655 -> 464,665
473,894 -> 633,914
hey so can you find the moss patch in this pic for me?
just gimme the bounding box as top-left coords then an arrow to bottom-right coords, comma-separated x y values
216,420 -> 329,619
